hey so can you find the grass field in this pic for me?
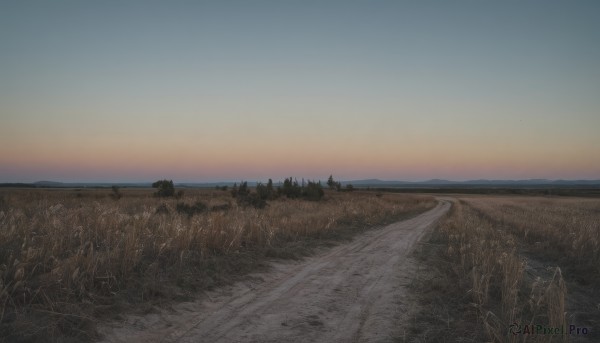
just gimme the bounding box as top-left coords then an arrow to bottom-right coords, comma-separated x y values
409,195 -> 600,342
0,188 -> 436,342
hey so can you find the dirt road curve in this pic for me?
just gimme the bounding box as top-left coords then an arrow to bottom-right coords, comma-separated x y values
99,200 -> 451,343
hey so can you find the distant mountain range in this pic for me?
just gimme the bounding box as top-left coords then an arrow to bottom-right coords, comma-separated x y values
0,179 -> 598,188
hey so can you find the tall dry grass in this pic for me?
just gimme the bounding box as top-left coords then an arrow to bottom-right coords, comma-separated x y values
0,188 -> 435,341
439,196 -> 600,343
464,197 -> 600,281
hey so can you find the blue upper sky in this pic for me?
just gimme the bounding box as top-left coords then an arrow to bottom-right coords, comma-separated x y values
1,1 -> 599,182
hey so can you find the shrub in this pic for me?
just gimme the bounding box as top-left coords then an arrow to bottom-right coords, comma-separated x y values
327,174 -> 342,191
256,180 -> 276,200
176,201 -> 208,217
303,180 -> 325,201
236,193 -> 267,209
232,181 -> 268,209
238,181 -> 249,197
256,182 -> 268,200
152,180 -> 175,197
231,181 -> 250,198
266,179 -> 277,199
110,185 -> 122,200
327,174 -> 336,190
281,177 -> 302,199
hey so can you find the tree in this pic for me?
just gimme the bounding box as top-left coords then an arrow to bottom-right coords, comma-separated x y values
256,182 -> 268,200
238,181 -> 250,197
327,174 -> 342,191
281,177 -> 302,198
152,180 -> 175,197
327,175 -> 336,190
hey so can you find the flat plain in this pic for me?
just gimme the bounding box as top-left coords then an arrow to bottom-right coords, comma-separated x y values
1,188 -> 598,342
0,187 -> 436,342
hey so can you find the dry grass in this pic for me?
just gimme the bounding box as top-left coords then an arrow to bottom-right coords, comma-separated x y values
0,188 -> 435,341
463,197 -> 600,283
409,195 -> 600,343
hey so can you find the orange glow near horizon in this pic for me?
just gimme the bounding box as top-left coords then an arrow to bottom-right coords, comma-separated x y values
2,133 -> 598,182
1,2 -> 599,182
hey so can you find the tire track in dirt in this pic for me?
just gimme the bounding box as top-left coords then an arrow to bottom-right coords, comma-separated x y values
99,200 -> 451,343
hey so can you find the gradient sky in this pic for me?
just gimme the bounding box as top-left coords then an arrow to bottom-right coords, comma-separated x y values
1,1 -> 599,182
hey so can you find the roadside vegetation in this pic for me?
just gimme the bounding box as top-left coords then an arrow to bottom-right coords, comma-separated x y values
0,184 -> 435,342
408,196 -> 600,342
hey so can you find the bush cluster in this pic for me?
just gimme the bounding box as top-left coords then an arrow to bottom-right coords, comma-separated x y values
232,181 -> 267,209
327,175 -> 354,192
256,179 -> 276,200
280,178 -> 302,198
237,194 -> 267,209
303,180 -> 325,200
152,180 -> 175,197
277,177 -> 324,201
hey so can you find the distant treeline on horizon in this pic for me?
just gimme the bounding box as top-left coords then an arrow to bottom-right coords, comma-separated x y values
2,179 -> 600,189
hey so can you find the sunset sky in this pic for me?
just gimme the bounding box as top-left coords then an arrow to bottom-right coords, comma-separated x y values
1,1 -> 599,183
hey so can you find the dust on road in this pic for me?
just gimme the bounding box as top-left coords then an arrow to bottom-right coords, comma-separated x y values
99,200 -> 451,343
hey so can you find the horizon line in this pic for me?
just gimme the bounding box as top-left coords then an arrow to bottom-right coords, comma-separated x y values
5,177 -> 600,184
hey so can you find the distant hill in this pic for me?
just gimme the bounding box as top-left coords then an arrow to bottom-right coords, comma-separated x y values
34,181 -> 64,187
345,179 -> 600,188
26,181 -> 153,188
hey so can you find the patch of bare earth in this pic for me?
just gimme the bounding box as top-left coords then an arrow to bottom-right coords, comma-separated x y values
98,201 -> 451,342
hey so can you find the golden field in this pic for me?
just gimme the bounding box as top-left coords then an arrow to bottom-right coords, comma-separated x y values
0,188 -> 436,341
412,195 -> 600,342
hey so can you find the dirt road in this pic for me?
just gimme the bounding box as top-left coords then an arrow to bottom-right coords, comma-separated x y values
99,200 -> 451,343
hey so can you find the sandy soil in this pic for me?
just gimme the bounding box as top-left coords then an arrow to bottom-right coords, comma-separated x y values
98,200 -> 451,343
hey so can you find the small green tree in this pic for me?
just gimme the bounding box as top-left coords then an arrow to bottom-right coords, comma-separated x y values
152,180 -> 175,197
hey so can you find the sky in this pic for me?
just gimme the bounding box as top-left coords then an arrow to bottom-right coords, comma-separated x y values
1,1 -> 599,183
